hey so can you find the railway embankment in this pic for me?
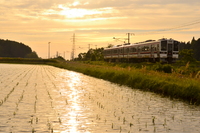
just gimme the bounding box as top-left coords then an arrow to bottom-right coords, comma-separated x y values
49,61 -> 200,105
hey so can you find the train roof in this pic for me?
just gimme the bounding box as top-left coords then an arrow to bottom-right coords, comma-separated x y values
104,38 -> 178,50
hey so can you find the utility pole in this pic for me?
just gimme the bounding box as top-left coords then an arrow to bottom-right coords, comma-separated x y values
48,42 -> 51,59
71,33 -> 76,60
88,44 -> 92,50
56,51 -> 58,57
126,33 -> 135,44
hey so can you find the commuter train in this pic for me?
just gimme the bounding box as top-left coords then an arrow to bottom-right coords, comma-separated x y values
103,38 -> 179,63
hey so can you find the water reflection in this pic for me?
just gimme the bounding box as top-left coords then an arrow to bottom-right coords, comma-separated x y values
58,71 -> 91,133
68,72 -> 81,133
0,64 -> 200,133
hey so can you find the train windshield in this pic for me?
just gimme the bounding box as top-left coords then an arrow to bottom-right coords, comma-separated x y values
161,41 -> 167,51
174,41 -> 179,51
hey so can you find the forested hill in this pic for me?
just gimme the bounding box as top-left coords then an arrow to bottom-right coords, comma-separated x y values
0,39 -> 38,58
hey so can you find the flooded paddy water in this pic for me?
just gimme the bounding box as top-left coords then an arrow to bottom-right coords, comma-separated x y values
0,63 -> 200,133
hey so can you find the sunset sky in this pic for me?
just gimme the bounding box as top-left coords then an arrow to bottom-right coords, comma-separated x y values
1,0 -> 200,59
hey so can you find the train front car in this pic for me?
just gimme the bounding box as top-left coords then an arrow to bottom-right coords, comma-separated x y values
159,38 -> 179,63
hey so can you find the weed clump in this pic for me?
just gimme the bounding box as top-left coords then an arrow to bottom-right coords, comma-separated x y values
152,63 -> 173,73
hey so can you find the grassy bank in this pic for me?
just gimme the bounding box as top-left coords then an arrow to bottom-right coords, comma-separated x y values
49,61 -> 200,105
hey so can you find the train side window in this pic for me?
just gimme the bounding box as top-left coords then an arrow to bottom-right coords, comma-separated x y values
141,46 -> 144,51
145,46 -> 149,51
130,47 -> 136,52
133,47 -> 136,52
125,48 -> 129,53
114,49 -> 118,54
129,48 -> 132,52
142,46 -> 149,51
161,41 -> 167,51
151,46 -> 154,51
137,47 -> 140,52
154,44 -> 157,51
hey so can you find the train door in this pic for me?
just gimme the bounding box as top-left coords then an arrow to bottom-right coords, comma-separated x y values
150,45 -> 153,57
137,46 -> 141,58
167,40 -> 173,63
150,45 -> 155,62
167,43 -> 173,57
157,44 -> 160,61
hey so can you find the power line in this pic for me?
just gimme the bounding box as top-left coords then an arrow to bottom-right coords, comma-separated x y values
136,18 -> 200,36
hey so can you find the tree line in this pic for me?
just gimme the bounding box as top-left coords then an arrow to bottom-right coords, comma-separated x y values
0,39 -> 38,58
75,48 -> 104,61
179,37 -> 200,62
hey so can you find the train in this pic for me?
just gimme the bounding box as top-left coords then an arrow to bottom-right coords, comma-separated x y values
103,38 -> 179,63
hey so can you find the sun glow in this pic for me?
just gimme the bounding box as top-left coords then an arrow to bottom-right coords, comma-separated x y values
58,4 -> 112,19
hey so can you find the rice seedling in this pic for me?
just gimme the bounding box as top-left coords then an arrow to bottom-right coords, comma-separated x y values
34,101 -> 37,113
152,116 -> 155,125
30,118 -> 33,124
138,118 -> 140,124
130,123 -> 133,127
51,128 -> 54,133
65,99 -> 68,105
47,120 -> 52,130
32,128 -> 36,133
123,117 -> 126,124
172,115 -> 175,121
118,116 -> 120,121
58,117 -> 62,124
163,118 -> 167,126
154,127 -> 156,132
36,117 -> 38,124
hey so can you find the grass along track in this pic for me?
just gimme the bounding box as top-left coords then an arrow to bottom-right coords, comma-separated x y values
49,61 -> 200,105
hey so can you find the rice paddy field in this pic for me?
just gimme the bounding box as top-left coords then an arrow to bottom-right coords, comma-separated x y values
0,63 -> 200,133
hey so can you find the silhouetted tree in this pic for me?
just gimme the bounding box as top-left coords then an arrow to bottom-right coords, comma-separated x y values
0,39 -> 39,58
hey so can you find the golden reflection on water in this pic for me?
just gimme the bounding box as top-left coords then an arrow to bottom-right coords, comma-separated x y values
61,71 -> 90,133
